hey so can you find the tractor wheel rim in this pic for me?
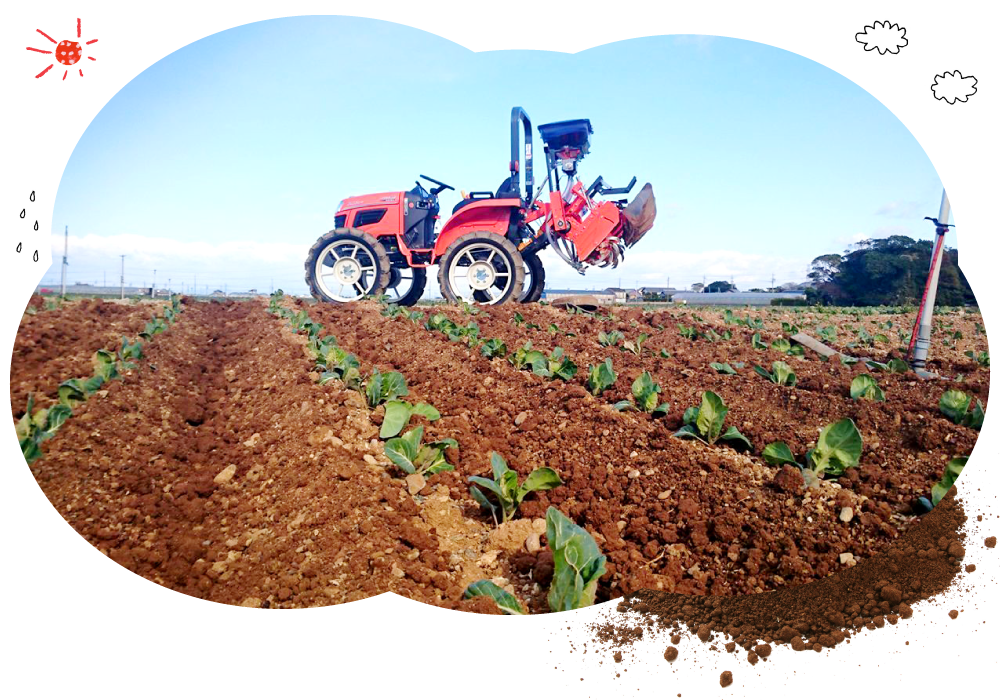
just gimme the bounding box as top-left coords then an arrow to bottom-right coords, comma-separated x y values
448,243 -> 511,303
386,267 -> 415,302
315,240 -> 377,302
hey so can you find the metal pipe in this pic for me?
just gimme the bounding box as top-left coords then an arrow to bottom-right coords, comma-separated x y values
910,190 -> 951,370
60,226 -> 68,297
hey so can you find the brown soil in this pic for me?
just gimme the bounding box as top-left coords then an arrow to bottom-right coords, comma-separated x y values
27,299 -> 503,611
11,298 -> 160,416
592,490 -> 967,655
16,297 -> 988,619
301,299 -> 984,607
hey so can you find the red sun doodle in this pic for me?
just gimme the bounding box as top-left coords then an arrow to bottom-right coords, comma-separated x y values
26,18 -> 99,80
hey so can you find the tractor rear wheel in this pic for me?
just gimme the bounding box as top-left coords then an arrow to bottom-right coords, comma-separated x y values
437,231 -> 525,305
472,251 -> 545,303
386,265 -> 427,307
305,228 -> 391,303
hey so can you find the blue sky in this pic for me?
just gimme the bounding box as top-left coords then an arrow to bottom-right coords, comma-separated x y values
46,16 -> 948,295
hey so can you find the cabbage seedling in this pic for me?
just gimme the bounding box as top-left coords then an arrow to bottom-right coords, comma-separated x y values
621,333 -> 649,355
383,426 -> 457,477
751,333 -> 768,350
764,418 -> 863,484
16,394 -> 72,464
479,338 -> 507,359
545,507 -> 607,612
850,374 -> 885,401
508,341 -> 545,370
939,390 -> 985,430
615,371 -> 670,415
710,362 -> 737,375
318,346 -> 361,390
931,456 -> 967,505
598,330 -> 624,347
364,369 -> 408,408
531,347 -> 577,381
463,580 -> 525,614
379,400 -> 440,439
965,350 -> 990,367
673,391 -> 752,449
753,361 -> 797,387
587,358 -> 616,396
469,452 -> 562,524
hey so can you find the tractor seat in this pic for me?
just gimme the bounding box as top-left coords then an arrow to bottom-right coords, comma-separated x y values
452,179 -> 519,214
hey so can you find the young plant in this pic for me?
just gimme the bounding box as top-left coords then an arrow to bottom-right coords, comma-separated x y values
710,362 -> 737,375
931,456 -> 967,505
753,361 -> 797,387
673,391 -> 752,449
508,341 -> 545,370
614,372 -> 669,416
586,358 -> 617,396
140,317 -> 169,339
479,338 -> 508,359
318,346 -> 362,389
545,507 -> 607,612
468,452 -> 562,524
383,426 -> 457,477
93,349 -> 120,383
16,394 -> 72,464
965,350 -> 990,367
850,374 -> 885,401
364,369 -> 408,408
598,330 -> 624,347
678,324 -> 699,341
621,333 -> 649,355
118,337 -> 143,370
939,390 -> 985,430
531,347 -> 578,381
751,333 -> 768,350
462,580 -> 525,615
379,400 -> 441,439
763,418 -> 863,486
864,358 -> 909,374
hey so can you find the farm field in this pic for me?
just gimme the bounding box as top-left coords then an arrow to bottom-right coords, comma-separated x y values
12,295 -> 988,613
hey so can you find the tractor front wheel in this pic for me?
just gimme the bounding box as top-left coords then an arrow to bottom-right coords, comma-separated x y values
437,232 -> 525,305
305,228 -> 391,303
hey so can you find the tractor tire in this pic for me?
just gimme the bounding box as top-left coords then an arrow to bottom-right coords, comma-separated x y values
387,265 -> 427,307
520,252 -> 546,303
304,228 -> 392,303
473,251 -> 545,304
437,231 -> 525,305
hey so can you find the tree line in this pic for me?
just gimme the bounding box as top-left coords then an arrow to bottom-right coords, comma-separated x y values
806,235 -> 976,306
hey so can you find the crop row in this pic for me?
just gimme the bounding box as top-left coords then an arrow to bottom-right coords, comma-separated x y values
16,296 -> 184,465
267,291 -> 604,614
406,300 -> 974,509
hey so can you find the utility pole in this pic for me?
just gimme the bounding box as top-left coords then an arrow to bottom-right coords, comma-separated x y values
194,274 -> 197,297
168,278 -> 171,294
103,271 -> 106,287
153,269 -> 157,297
120,255 -> 125,300
60,226 -> 68,297
771,273 -> 776,290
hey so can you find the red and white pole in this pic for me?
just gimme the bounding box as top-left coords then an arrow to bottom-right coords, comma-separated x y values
908,190 -> 952,370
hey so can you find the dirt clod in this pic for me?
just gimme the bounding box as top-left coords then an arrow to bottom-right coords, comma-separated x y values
720,671 -> 733,688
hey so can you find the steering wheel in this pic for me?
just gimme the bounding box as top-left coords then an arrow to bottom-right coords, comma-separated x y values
419,174 -> 454,196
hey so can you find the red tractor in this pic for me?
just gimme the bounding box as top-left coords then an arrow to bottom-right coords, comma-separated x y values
304,107 -> 656,305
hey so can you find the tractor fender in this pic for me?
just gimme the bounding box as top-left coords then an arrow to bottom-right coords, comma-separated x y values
432,198 -> 521,260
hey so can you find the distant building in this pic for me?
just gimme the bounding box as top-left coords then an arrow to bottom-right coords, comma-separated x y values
542,288 -> 617,305
671,291 -> 806,306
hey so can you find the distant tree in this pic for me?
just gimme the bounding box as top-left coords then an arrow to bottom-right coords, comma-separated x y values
809,237 -> 975,306
705,280 -> 737,293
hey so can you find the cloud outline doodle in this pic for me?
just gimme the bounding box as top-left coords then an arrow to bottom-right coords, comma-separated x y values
855,20 -> 908,55
931,70 -> 978,104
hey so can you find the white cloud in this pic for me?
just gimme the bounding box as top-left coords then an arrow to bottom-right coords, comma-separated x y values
932,70 -> 978,104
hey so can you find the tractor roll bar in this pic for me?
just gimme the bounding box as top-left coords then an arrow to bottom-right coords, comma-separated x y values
510,107 -> 533,203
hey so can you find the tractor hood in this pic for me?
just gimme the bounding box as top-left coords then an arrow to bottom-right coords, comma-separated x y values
621,183 -> 656,248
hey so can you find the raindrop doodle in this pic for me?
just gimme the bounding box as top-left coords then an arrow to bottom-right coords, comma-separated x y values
33,250 -> 39,262
34,221 -> 39,231
20,208 -> 25,218
16,242 -> 23,253
30,191 -> 36,202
